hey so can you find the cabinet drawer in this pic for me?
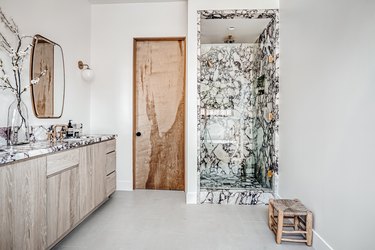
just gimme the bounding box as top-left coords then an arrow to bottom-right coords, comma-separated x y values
47,149 -> 79,177
106,172 -> 116,197
105,152 -> 116,175
106,139 -> 116,154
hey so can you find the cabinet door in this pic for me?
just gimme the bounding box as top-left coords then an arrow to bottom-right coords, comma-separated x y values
0,157 -> 47,250
80,143 -> 107,218
79,145 -> 95,217
93,142 -> 107,207
47,166 -> 79,246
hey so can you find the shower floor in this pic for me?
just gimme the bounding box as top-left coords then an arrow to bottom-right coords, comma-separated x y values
200,174 -> 263,189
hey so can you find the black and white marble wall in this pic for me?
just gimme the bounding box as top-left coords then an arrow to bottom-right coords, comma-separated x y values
253,18 -> 280,189
199,44 -> 260,189
197,9 -> 279,205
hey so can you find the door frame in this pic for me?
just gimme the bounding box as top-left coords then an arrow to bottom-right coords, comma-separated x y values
132,37 -> 186,191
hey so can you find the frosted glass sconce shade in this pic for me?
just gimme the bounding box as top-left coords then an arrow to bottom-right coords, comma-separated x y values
81,68 -> 94,81
78,60 -> 94,82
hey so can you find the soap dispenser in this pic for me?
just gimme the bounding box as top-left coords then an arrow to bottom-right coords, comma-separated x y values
67,120 -> 74,138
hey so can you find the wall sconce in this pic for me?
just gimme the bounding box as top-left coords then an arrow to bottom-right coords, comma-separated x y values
78,60 -> 94,82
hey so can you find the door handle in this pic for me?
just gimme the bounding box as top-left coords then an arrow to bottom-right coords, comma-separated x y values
136,132 -> 142,137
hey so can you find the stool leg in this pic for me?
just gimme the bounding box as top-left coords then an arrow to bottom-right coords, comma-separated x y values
306,211 -> 313,246
268,199 -> 274,230
276,210 -> 284,244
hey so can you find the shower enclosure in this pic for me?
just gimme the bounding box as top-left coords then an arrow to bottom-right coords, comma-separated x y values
197,10 -> 279,204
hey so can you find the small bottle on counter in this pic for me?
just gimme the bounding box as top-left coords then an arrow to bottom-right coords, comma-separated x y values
67,120 -> 74,138
73,123 -> 80,138
79,123 -> 83,137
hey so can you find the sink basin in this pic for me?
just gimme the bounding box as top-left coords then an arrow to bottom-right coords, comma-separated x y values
63,135 -> 99,142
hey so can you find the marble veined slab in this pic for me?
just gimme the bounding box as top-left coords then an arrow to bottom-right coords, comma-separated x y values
0,134 -> 116,166
200,189 -> 273,205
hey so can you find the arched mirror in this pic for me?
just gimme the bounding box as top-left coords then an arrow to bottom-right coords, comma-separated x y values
30,34 -> 65,118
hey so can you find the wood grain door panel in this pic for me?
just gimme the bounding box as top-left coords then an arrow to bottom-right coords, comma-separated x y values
0,157 -> 47,250
134,38 -> 185,191
47,166 -> 79,246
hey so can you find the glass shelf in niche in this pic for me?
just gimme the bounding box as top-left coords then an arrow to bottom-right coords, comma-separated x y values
200,108 -> 237,117
200,108 -> 232,116
204,139 -> 237,144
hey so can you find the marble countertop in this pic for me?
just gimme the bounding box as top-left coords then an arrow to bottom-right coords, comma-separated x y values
0,134 -> 116,166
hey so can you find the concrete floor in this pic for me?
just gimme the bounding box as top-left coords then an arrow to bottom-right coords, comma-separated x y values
54,191 -> 314,250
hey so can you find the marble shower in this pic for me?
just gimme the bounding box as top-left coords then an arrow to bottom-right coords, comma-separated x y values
197,10 -> 279,204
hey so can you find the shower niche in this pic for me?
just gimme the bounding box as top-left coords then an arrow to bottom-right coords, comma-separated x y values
197,10 -> 279,204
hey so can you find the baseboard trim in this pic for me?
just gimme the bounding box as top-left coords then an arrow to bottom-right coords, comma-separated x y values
186,192 -> 197,204
117,180 -> 133,191
313,230 -> 334,250
275,193 -> 334,250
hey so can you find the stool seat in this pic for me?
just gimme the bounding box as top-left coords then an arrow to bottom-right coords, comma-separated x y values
272,199 -> 309,216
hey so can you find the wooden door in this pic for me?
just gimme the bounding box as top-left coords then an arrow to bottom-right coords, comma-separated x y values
134,38 -> 185,191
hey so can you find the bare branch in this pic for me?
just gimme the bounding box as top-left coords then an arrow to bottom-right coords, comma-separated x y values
0,8 -> 19,34
0,32 -> 12,49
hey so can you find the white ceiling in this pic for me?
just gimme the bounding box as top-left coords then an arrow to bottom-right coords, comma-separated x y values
201,18 -> 271,44
89,0 -> 186,4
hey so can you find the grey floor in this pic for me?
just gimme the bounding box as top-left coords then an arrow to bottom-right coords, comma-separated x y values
54,191 -> 314,250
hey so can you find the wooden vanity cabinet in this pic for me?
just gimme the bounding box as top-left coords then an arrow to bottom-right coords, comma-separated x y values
0,157 -> 47,250
0,139 -> 116,249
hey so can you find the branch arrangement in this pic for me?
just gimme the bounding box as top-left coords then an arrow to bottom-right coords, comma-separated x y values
0,8 -> 33,99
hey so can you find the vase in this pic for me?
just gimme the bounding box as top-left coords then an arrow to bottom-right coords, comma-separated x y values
7,97 -> 30,145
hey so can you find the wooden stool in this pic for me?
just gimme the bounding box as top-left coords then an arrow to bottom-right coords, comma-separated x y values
268,199 -> 313,246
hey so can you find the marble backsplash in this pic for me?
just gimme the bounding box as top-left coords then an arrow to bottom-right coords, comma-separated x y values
0,123 -> 83,146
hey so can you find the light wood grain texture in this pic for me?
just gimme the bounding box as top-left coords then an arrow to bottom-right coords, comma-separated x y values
276,210 -> 284,244
106,172 -> 116,197
32,41 -> 54,117
106,139 -> 116,154
0,157 -> 47,250
47,166 -> 79,246
79,143 -> 107,217
134,38 -> 185,191
79,145 -> 95,217
47,149 -> 79,177
106,152 -> 116,175
93,142 -> 107,206
306,211 -> 313,246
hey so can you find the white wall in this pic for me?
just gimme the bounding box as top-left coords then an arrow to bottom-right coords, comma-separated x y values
279,0 -> 375,249
0,0 -> 92,130
186,0 -> 279,203
90,2 -> 187,190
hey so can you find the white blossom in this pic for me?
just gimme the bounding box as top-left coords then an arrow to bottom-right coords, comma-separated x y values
30,78 -> 39,85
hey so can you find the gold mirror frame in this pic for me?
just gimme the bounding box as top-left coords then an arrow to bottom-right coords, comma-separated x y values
30,34 -> 65,119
